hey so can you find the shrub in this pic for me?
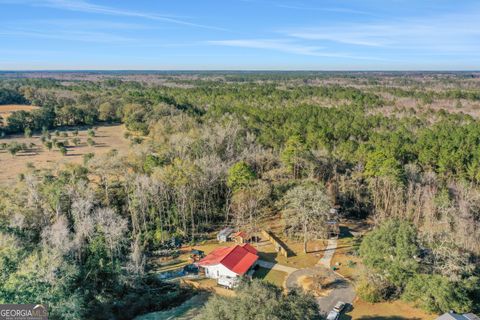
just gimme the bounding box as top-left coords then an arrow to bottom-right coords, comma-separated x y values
45,141 -> 53,151
59,146 -> 67,156
24,127 -> 32,138
83,153 -> 95,165
357,275 -> 395,303
131,137 -> 143,145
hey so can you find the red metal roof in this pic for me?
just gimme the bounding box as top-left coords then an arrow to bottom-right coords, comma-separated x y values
197,244 -> 259,275
241,243 -> 258,255
232,231 -> 248,239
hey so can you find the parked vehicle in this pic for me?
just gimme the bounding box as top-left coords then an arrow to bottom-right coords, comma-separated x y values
333,301 -> 346,313
326,310 -> 340,320
217,277 -> 239,289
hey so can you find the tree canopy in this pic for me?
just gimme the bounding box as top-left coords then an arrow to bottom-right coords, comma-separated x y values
197,280 -> 320,320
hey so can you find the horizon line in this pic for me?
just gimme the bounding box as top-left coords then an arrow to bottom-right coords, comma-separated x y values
1,69 -> 479,73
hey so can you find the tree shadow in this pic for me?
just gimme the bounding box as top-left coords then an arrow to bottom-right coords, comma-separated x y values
339,226 -> 354,238
323,278 -> 350,290
252,266 -> 272,280
257,251 -> 282,264
265,232 -> 296,257
93,143 -> 108,148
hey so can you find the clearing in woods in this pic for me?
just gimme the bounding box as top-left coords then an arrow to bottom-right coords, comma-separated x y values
0,124 -> 129,184
0,104 -> 39,120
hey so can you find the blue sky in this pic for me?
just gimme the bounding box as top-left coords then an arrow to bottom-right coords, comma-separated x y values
0,0 -> 479,70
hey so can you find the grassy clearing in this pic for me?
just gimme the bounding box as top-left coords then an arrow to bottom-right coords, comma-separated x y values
0,124 -> 128,184
0,104 -> 39,121
330,237 -> 363,282
253,267 -> 287,288
256,214 -> 327,269
183,278 -> 236,297
256,239 -> 325,269
345,299 -> 437,320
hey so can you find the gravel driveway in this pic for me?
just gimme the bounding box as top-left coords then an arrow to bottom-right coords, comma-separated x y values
285,266 -> 355,315
285,238 -> 356,316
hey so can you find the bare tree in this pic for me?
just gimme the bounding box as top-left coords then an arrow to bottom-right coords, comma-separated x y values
94,207 -> 128,259
283,183 -> 331,253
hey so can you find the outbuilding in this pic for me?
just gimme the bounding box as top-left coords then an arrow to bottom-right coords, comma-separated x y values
217,227 -> 234,242
231,231 -> 249,244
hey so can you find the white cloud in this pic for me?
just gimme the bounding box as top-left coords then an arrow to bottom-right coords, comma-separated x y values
206,39 -> 383,60
0,0 -> 225,30
0,29 -> 135,43
276,4 -> 371,15
207,39 -> 323,56
285,9 -> 480,52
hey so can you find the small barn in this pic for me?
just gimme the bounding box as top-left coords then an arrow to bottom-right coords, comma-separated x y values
217,227 -> 234,242
231,231 -> 249,244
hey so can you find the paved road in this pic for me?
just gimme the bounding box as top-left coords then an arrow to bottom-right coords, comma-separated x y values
257,260 -> 298,274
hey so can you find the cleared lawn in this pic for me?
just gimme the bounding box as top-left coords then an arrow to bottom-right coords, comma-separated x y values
253,266 -> 287,288
345,299 -> 437,320
330,236 -> 363,282
0,124 -> 128,185
256,214 -> 326,269
256,239 -> 326,269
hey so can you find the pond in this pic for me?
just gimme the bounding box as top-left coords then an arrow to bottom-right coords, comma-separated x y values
134,292 -> 210,320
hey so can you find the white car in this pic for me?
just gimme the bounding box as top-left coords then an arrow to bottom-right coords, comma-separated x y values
333,301 -> 346,313
326,310 -> 340,320
217,277 -> 239,289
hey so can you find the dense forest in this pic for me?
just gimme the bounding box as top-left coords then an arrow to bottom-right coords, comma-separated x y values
0,72 -> 479,319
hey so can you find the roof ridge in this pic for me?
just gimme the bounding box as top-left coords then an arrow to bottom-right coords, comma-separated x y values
219,244 -> 243,264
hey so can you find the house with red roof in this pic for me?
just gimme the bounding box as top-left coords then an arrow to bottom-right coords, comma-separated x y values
196,243 -> 259,284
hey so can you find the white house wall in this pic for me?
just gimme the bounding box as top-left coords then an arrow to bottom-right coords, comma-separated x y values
204,263 -> 238,279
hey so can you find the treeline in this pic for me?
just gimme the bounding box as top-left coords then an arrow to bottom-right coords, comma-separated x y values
0,88 -> 27,104
207,101 -> 480,182
382,86 -> 480,102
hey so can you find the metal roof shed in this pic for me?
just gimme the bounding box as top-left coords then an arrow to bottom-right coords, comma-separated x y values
217,227 -> 234,242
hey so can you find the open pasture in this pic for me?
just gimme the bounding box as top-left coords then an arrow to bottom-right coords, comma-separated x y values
0,104 -> 39,121
0,124 -> 129,184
